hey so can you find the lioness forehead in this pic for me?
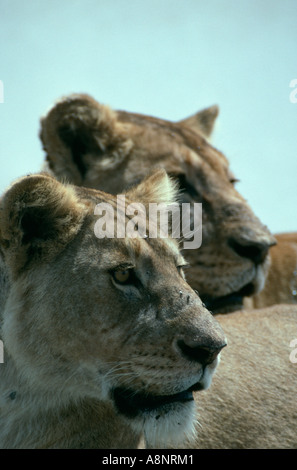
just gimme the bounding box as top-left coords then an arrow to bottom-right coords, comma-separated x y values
74,184 -> 184,269
126,236 -> 183,266
117,110 -> 230,175
92,232 -> 184,271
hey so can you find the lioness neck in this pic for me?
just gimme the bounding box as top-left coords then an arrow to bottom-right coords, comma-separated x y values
0,357 -> 142,449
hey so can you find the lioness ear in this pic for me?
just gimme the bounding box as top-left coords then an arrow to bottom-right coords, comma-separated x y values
0,174 -> 86,276
125,169 -> 179,206
178,105 -> 219,138
40,94 -> 132,185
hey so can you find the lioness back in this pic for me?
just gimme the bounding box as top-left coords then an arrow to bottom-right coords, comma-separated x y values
192,304 -> 297,449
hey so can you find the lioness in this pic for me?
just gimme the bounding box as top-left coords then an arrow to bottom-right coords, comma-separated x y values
0,170 -> 226,449
0,172 -> 296,449
40,94 -> 276,314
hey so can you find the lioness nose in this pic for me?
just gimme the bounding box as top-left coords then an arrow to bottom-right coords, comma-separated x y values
228,237 -> 273,265
176,338 -> 227,367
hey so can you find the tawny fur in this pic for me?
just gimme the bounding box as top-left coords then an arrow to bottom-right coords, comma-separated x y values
192,304 -> 297,448
244,232 -> 297,308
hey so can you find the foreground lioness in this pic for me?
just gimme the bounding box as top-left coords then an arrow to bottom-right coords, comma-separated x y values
40,94 -> 276,313
0,170 -> 227,449
0,172 -> 296,449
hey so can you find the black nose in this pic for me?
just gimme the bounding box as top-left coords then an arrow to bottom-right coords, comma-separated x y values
177,338 -> 226,367
228,237 -> 271,265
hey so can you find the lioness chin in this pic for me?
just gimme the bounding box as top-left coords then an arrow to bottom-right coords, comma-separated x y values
0,170 -> 226,449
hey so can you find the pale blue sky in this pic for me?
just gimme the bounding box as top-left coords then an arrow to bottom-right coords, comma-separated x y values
0,0 -> 296,233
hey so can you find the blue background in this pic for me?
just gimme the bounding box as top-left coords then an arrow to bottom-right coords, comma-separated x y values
0,0 -> 296,233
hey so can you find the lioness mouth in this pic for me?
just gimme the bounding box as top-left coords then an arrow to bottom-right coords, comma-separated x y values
112,383 -> 203,418
202,282 -> 255,314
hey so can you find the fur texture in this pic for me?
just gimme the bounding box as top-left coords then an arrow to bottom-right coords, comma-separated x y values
191,304 -> 297,449
244,232 -> 297,308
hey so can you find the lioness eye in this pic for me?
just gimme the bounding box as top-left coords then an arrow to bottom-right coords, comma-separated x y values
112,269 -> 132,284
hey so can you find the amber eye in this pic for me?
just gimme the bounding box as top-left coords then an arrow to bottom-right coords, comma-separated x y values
112,269 -> 132,284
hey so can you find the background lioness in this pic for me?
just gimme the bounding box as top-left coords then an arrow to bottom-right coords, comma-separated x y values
40,93 -> 276,313
0,170 -> 226,449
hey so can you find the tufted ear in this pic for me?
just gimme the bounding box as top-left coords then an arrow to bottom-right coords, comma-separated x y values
40,94 -> 132,185
178,105 -> 219,138
125,169 -> 179,207
122,169 -> 180,240
0,174 -> 86,276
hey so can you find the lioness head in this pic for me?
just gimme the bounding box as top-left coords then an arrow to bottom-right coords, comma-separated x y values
0,170 -> 226,447
40,94 -> 276,313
